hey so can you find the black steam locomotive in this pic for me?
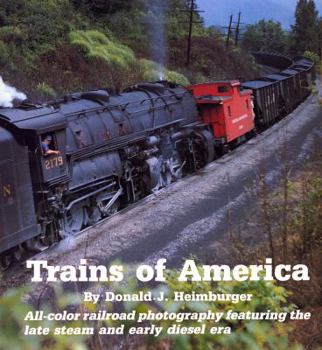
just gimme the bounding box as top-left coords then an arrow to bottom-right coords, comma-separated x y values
0,82 -> 214,268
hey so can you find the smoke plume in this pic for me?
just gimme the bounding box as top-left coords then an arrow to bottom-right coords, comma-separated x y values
0,76 -> 26,108
147,0 -> 169,79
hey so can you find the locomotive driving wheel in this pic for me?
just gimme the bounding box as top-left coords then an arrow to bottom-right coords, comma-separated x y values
95,189 -> 121,218
159,156 -> 182,188
64,206 -> 85,235
145,152 -> 184,193
88,205 -> 102,224
192,130 -> 215,170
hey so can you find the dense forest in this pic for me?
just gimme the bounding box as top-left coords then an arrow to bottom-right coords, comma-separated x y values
0,0 -> 320,100
242,0 -> 321,56
0,0 -> 260,99
0,0 -> 242,98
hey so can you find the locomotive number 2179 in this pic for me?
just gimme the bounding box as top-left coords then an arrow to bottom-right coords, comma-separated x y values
45,156 -> 64,170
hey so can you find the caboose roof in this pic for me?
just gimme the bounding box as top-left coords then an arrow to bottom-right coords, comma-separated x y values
191,80 -> 241,87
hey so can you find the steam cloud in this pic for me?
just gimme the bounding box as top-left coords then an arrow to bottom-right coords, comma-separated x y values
0,76 -> 26,108
147,0 -> 169,79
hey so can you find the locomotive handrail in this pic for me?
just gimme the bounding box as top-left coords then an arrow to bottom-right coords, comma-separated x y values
153,95 -> 172,127
169,89 -> 189,101
116,104 -> 134,133
136,92 -> 185,106
125,103 -> 178,116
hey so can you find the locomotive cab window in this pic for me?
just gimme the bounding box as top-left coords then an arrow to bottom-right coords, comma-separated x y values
40,131 -> 67,180
41,134 -> 60,156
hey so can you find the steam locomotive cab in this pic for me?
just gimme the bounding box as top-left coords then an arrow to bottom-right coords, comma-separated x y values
39,129 -> 67,183
0,107 -> 69,248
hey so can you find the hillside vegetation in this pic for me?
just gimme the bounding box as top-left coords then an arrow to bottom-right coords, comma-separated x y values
0,0 -> 259,100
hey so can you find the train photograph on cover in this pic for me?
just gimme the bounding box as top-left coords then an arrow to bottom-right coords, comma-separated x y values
0,53 -> 315,269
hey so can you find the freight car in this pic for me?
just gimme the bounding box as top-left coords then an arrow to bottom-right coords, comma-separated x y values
0,54 -> 315,269
241,57 -> 315,129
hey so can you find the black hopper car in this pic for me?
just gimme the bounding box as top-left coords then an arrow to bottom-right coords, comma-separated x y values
242,55 -> 315,129
0,54 -> 315,269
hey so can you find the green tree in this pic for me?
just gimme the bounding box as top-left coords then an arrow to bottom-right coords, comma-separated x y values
73,0 -> 145,15
241,20 -> 288,53
291,0 -> 320,54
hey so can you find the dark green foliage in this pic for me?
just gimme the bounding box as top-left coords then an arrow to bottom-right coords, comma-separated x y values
291,0 -> 320,54
75,0 -> 145,15
21,0 -> 89,52
102,8 -> 149,53
241,1 -> 321,57
303,50 -> 320,65
241,20 -> 289,53
158,271 -> 298,350
0,286 -> 86,350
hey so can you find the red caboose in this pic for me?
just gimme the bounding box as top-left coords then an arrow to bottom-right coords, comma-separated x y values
189,81 -> 255,152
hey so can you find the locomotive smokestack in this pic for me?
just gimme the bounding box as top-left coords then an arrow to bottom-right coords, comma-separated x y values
0,76 -> 27,108
147,0 -> 168,79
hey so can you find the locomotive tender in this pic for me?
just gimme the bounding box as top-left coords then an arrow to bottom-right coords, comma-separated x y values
0,55 -> 315,269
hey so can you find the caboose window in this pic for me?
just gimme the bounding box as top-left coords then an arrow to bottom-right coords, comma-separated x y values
218,86 -> 229,93
228,106 -> 232,117
246,100 -> 249,109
